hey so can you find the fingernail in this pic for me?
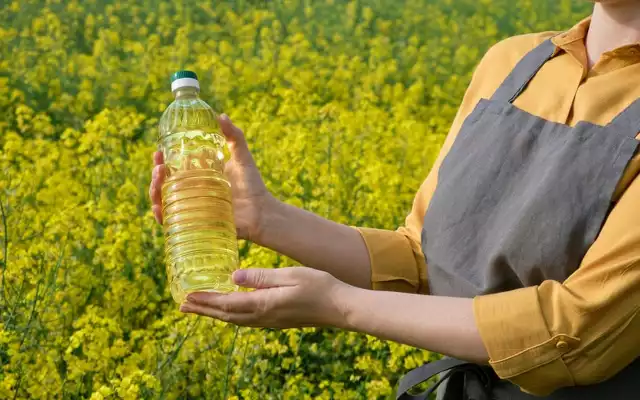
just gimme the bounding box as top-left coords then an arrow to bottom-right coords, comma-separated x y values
180,304 -> 192,313
186,294 -> 196,303
219,113 -> 229,121
233,269 -> 247,284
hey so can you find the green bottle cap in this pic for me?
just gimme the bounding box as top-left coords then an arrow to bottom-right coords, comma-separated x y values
171,70 -> 198,82
170,70 -> 200,92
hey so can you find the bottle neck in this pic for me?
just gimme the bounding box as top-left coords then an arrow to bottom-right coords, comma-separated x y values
174,87 -> 199,100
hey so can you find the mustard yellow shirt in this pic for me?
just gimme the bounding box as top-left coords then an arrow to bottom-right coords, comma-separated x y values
356,17 -> 640,396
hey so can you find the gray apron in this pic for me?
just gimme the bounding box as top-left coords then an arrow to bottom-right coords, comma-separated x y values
396,39 -> 640,399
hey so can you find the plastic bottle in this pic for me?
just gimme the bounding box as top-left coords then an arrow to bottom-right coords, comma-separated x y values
158,70 -> 238,303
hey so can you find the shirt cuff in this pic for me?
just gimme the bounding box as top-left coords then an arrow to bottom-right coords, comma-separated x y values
355,227 -> 427,293
473,286 -> 579,396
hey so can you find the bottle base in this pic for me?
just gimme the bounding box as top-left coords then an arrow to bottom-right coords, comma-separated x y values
171,270 -> 239,304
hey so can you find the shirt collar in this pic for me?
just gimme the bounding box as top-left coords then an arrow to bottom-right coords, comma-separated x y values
552,17 -> 591,49
551,16 -> 640,74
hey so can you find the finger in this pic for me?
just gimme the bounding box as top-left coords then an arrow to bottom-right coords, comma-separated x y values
153,164 -> 166,188
217,114 -> 254,166
180,302 -> 233,322
217,114 -> 244,144
148,174 -> 156,204
153,151 -> 164,166
149,165 -> 165,205
149,187 -> 163,223
180,302 -> 258,326
232,268 -> 301,289
152,204 -> 163,225
186,291 -> 263,313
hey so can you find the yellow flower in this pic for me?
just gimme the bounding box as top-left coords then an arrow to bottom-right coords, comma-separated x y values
0,0 -> 591,398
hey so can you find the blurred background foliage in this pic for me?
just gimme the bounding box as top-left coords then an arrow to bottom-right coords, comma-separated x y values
0,0 -> 590,398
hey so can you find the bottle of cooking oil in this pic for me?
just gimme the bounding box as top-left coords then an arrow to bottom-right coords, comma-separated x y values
158,70 -> 239,304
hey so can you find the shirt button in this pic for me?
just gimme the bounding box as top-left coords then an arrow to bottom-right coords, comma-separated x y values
556,340 -> 569,350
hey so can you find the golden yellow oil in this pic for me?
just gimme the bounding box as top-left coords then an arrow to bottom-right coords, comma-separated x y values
159,92 -> 239,303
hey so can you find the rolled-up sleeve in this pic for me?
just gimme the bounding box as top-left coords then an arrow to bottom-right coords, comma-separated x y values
354,132 -> 443,294
355,170 -> 435,294
473,170 -> 640,396
356,225 -> 427,293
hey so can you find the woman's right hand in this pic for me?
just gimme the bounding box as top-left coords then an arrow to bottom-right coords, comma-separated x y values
149,114 -> 274,243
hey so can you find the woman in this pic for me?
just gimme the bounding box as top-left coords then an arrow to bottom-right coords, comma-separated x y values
149,1 -> 640,398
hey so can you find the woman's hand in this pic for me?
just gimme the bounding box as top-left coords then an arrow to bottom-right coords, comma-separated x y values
179,267 -> 352,329
179,267 -> 489,364
149,114 -> 274,242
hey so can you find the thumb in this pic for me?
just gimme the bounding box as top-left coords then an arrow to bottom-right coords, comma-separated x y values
232,268 -> 299,289
218,114 -> 254,166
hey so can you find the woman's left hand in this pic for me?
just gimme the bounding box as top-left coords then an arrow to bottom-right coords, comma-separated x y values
180,267 -> 352,329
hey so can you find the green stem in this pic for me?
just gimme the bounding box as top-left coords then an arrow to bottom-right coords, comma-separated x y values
157,318 -> 200,399
18,260 -> 45,350
0,198 -> 8,308
222,325 -> 241,400
157,317 -> 200,374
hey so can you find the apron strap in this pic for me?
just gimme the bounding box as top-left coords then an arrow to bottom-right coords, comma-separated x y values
396,357 -> 494,400
607,98 -> 640,138
491,36 -> 640,138
491,38 -> 557,104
